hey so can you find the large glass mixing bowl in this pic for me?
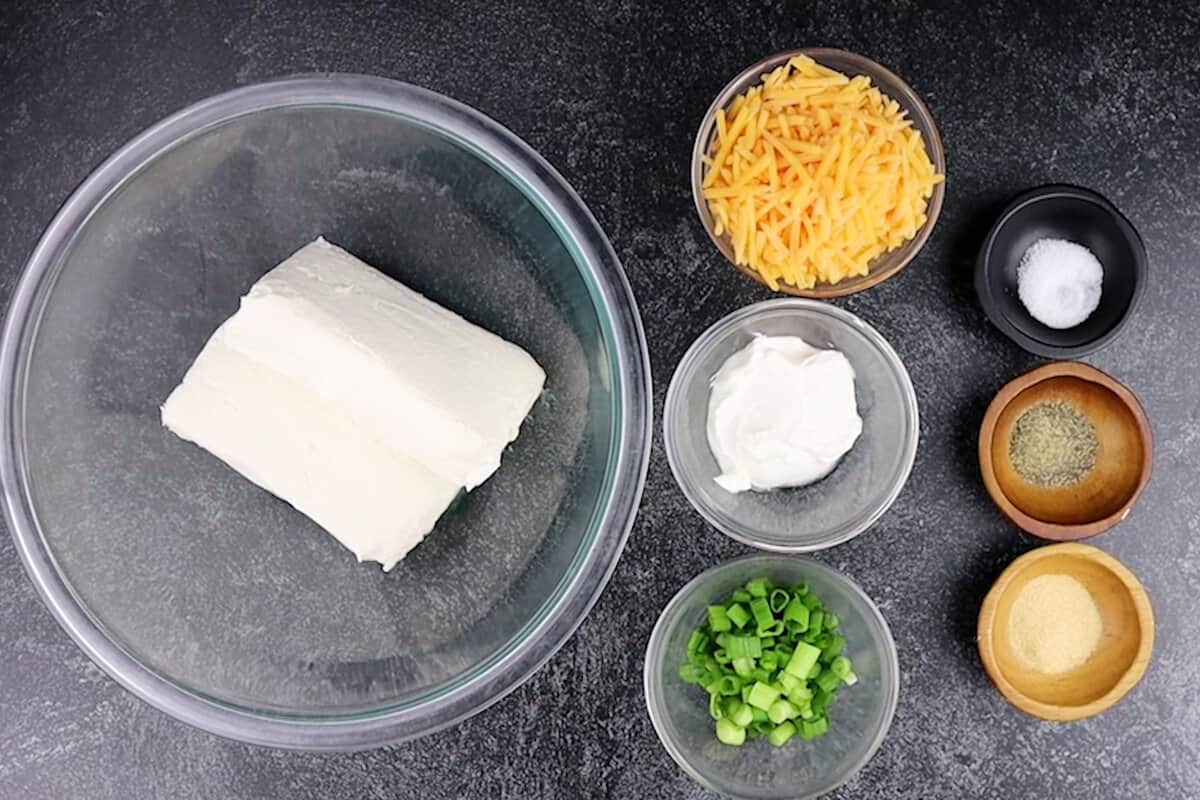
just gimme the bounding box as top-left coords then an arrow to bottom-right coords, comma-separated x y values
0,76 -> 651,749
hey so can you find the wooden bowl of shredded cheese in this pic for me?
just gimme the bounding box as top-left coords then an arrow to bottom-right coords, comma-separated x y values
693,49 -> 946,296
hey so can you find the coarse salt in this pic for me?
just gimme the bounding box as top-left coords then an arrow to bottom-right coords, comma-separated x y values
1016,238 -> 1104,329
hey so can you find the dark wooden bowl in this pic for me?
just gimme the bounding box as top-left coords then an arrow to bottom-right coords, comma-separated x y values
978,362 -> 1152,540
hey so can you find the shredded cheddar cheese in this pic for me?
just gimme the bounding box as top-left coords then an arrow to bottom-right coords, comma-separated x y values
702,56 -> 944,291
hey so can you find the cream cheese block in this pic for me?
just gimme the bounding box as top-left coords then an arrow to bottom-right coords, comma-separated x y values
162,337 -> 461,569
219,238 -> 546,489
162,238 -> 546,569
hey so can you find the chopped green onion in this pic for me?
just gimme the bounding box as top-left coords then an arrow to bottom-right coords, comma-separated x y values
831,655 -> 858,685
768,721 -> 797,747
678,574 -> 855,749
732,657 -> 755,678
821,634 -> 846,661
726,635 -> 761,660
756,620 -> 785,638
747,681 -> 782,710
787,684 -> 813,705
746,577 -> 770,597
830,655 -> 852,679
726,603 -> 751,628
726,699 -> 754,728
783,598 -> 810,629
769,588 -> 790,613
784,642 -> 821,679
767,699 -> 798,724
707,605 -> 732,632
749,597 -> 774,629
799,716 -> 828,740
815,668 -> 842,694
716,717 -> 746,746
716,675 -> 742,696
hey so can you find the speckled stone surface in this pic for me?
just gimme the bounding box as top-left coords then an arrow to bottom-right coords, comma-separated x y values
2,1 -> 1199,798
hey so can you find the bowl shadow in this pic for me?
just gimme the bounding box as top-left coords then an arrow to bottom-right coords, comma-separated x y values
948,194 -> 1012,313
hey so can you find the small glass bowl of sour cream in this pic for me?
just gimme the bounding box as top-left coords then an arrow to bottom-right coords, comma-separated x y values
664,299 -> 919,551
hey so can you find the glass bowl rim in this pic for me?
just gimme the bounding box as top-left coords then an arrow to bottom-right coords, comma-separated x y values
662,298 -> 919,552
642,553 -> 901,799
690,47 -> 947,298
0,74 -> 652,750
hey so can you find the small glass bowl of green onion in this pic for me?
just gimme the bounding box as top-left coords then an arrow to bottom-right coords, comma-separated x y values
644,554 -> 898,800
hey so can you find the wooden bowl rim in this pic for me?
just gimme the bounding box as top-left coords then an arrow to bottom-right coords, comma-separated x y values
977,542 -> 1155,721
977,361 -> 1153,541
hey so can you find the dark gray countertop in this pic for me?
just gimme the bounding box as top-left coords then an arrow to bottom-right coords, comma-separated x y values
2,1 -> 1199,798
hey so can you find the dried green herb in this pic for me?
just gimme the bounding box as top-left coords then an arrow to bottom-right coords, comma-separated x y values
1008,400 -> 1098,488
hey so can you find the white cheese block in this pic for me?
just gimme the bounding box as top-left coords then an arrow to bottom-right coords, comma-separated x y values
162,238 -> 545,569
219,238 -> 546,489
162,337 -> 461,570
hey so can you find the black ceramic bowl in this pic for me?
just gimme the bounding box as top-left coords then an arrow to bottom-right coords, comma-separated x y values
975,185 -> 1147,358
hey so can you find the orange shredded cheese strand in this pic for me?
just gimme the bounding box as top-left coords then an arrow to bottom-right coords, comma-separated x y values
702,55 -> 944,290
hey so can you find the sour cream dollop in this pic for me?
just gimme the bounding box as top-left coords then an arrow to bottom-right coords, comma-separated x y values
707,336 -> 862,493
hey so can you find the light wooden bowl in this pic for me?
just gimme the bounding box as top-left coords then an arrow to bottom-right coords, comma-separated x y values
978,543 -> 1154,721
979,361 -> 1152,540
